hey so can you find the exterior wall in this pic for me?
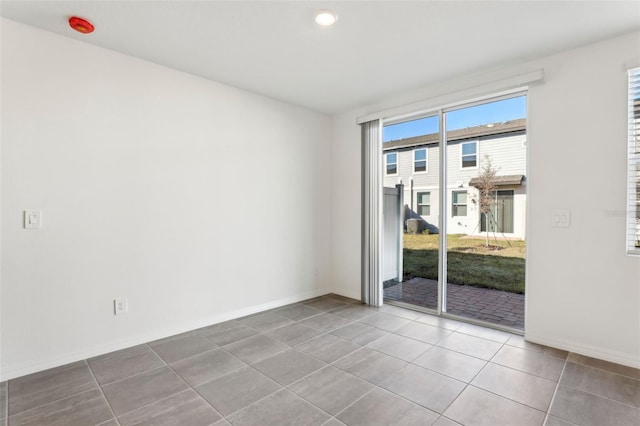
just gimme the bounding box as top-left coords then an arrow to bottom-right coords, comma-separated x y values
384,132 -> 526,238
448,185 -> 478,235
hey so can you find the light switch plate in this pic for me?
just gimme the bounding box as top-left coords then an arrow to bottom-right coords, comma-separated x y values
24,210 -> 42,229
552,209 -> 571,228
114,298 -> 128,315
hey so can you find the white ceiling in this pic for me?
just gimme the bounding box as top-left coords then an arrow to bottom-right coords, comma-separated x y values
2,1 -> 639,114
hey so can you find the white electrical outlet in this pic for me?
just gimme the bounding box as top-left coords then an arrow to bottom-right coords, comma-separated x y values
114,297 -> 128,315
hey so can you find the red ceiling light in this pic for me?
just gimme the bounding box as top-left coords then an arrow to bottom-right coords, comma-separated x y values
68,16 -> 94,34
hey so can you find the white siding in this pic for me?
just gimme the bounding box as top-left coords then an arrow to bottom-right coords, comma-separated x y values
405,186 -> 439,230
448,186 -> 478,235
447,133 -> 526,183
384,132 -> 527,238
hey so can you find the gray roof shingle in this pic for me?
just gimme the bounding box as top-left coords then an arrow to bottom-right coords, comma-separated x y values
382,118 -> 526,151
469,174 -> 525,187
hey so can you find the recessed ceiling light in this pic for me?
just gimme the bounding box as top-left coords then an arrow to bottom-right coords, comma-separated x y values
315,9 -> 338,26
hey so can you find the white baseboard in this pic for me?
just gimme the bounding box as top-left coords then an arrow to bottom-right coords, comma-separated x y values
330,287 -> 361,302
1,287 -> 331,381
525,332 -> 640,369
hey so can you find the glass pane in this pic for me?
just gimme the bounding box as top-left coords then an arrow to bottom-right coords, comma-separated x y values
387,164 -> 397,174
445,95 -> 526,331
383,114 -> 439,311
462,157 -> 476,168
387,153 -> 397,163
462,142 -> 477,156
384,116 -> 439,141
453,191 -> 467,204
418,192 -> 431,204
446,96 -> 526,131
498,191 -> 515,233
452,205 -> 467,216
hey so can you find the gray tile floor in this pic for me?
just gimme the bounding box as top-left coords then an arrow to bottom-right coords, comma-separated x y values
3,294 -> 639,426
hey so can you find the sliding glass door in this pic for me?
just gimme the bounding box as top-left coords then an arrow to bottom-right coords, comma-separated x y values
382,94 -> 527,331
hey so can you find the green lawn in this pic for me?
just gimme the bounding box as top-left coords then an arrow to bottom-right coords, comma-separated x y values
403,234 -> 525,293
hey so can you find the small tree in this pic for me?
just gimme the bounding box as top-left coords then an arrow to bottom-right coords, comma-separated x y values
475,156 -> 498,247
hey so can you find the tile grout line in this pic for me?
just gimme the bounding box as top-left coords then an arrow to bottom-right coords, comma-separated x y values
5,377 -> 102,420
558,357 -> 640,399
432,339 -> 506,419
13,296 -> 638,425
0,299 -> 421,423
550,376 -> 640,410
144,342 -> 226,423
159,346 -> 223,368
282,361 -> 383,423
298,335 -> 363,364
82,343 -> 169,390
329,354 -> 467,426
279,387 -> 344,422
111,359 -> 248,423
371,331 -> 553,422
226,307 -> 370,367
501,342 -> 570,361
543,355 -> 569,425
487,358 -> 563,383
223,316 -> 369,409
198,376 -> 283,421
2,302 -> 422,419
194,304 -> 380,421
452,340 -> 559,417
194,336 -> 294,422
214,304 -> 363,354
330,384 -> 383,422
567,356 -> 640,381
96,363 -> 168,388
118,388 -> 207,422
463,383 -> 548,417
85,359 -> 121,426
2,382 -> 6,426
251,305 -> 634,418
479,376 -> 555,415
315,304 -> 516,420
325,312 -> 475,422
95,419 -> 119,426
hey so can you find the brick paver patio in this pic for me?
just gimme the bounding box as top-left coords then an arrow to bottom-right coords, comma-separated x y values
384,277 -> 524,330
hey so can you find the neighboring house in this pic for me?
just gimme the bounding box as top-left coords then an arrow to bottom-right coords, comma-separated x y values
383,119 -> 527,239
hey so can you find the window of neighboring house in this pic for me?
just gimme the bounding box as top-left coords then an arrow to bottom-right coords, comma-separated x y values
461,141 -> 477,168
452,191 -> 467,216
627,67 -> 640,255
417,192 -> 430,216
414,148 -> 427,173
386,152 -> 398,175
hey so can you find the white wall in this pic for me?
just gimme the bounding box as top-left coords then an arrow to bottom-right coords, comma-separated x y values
331,31 -> 640,368
0,19 -> 332,380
